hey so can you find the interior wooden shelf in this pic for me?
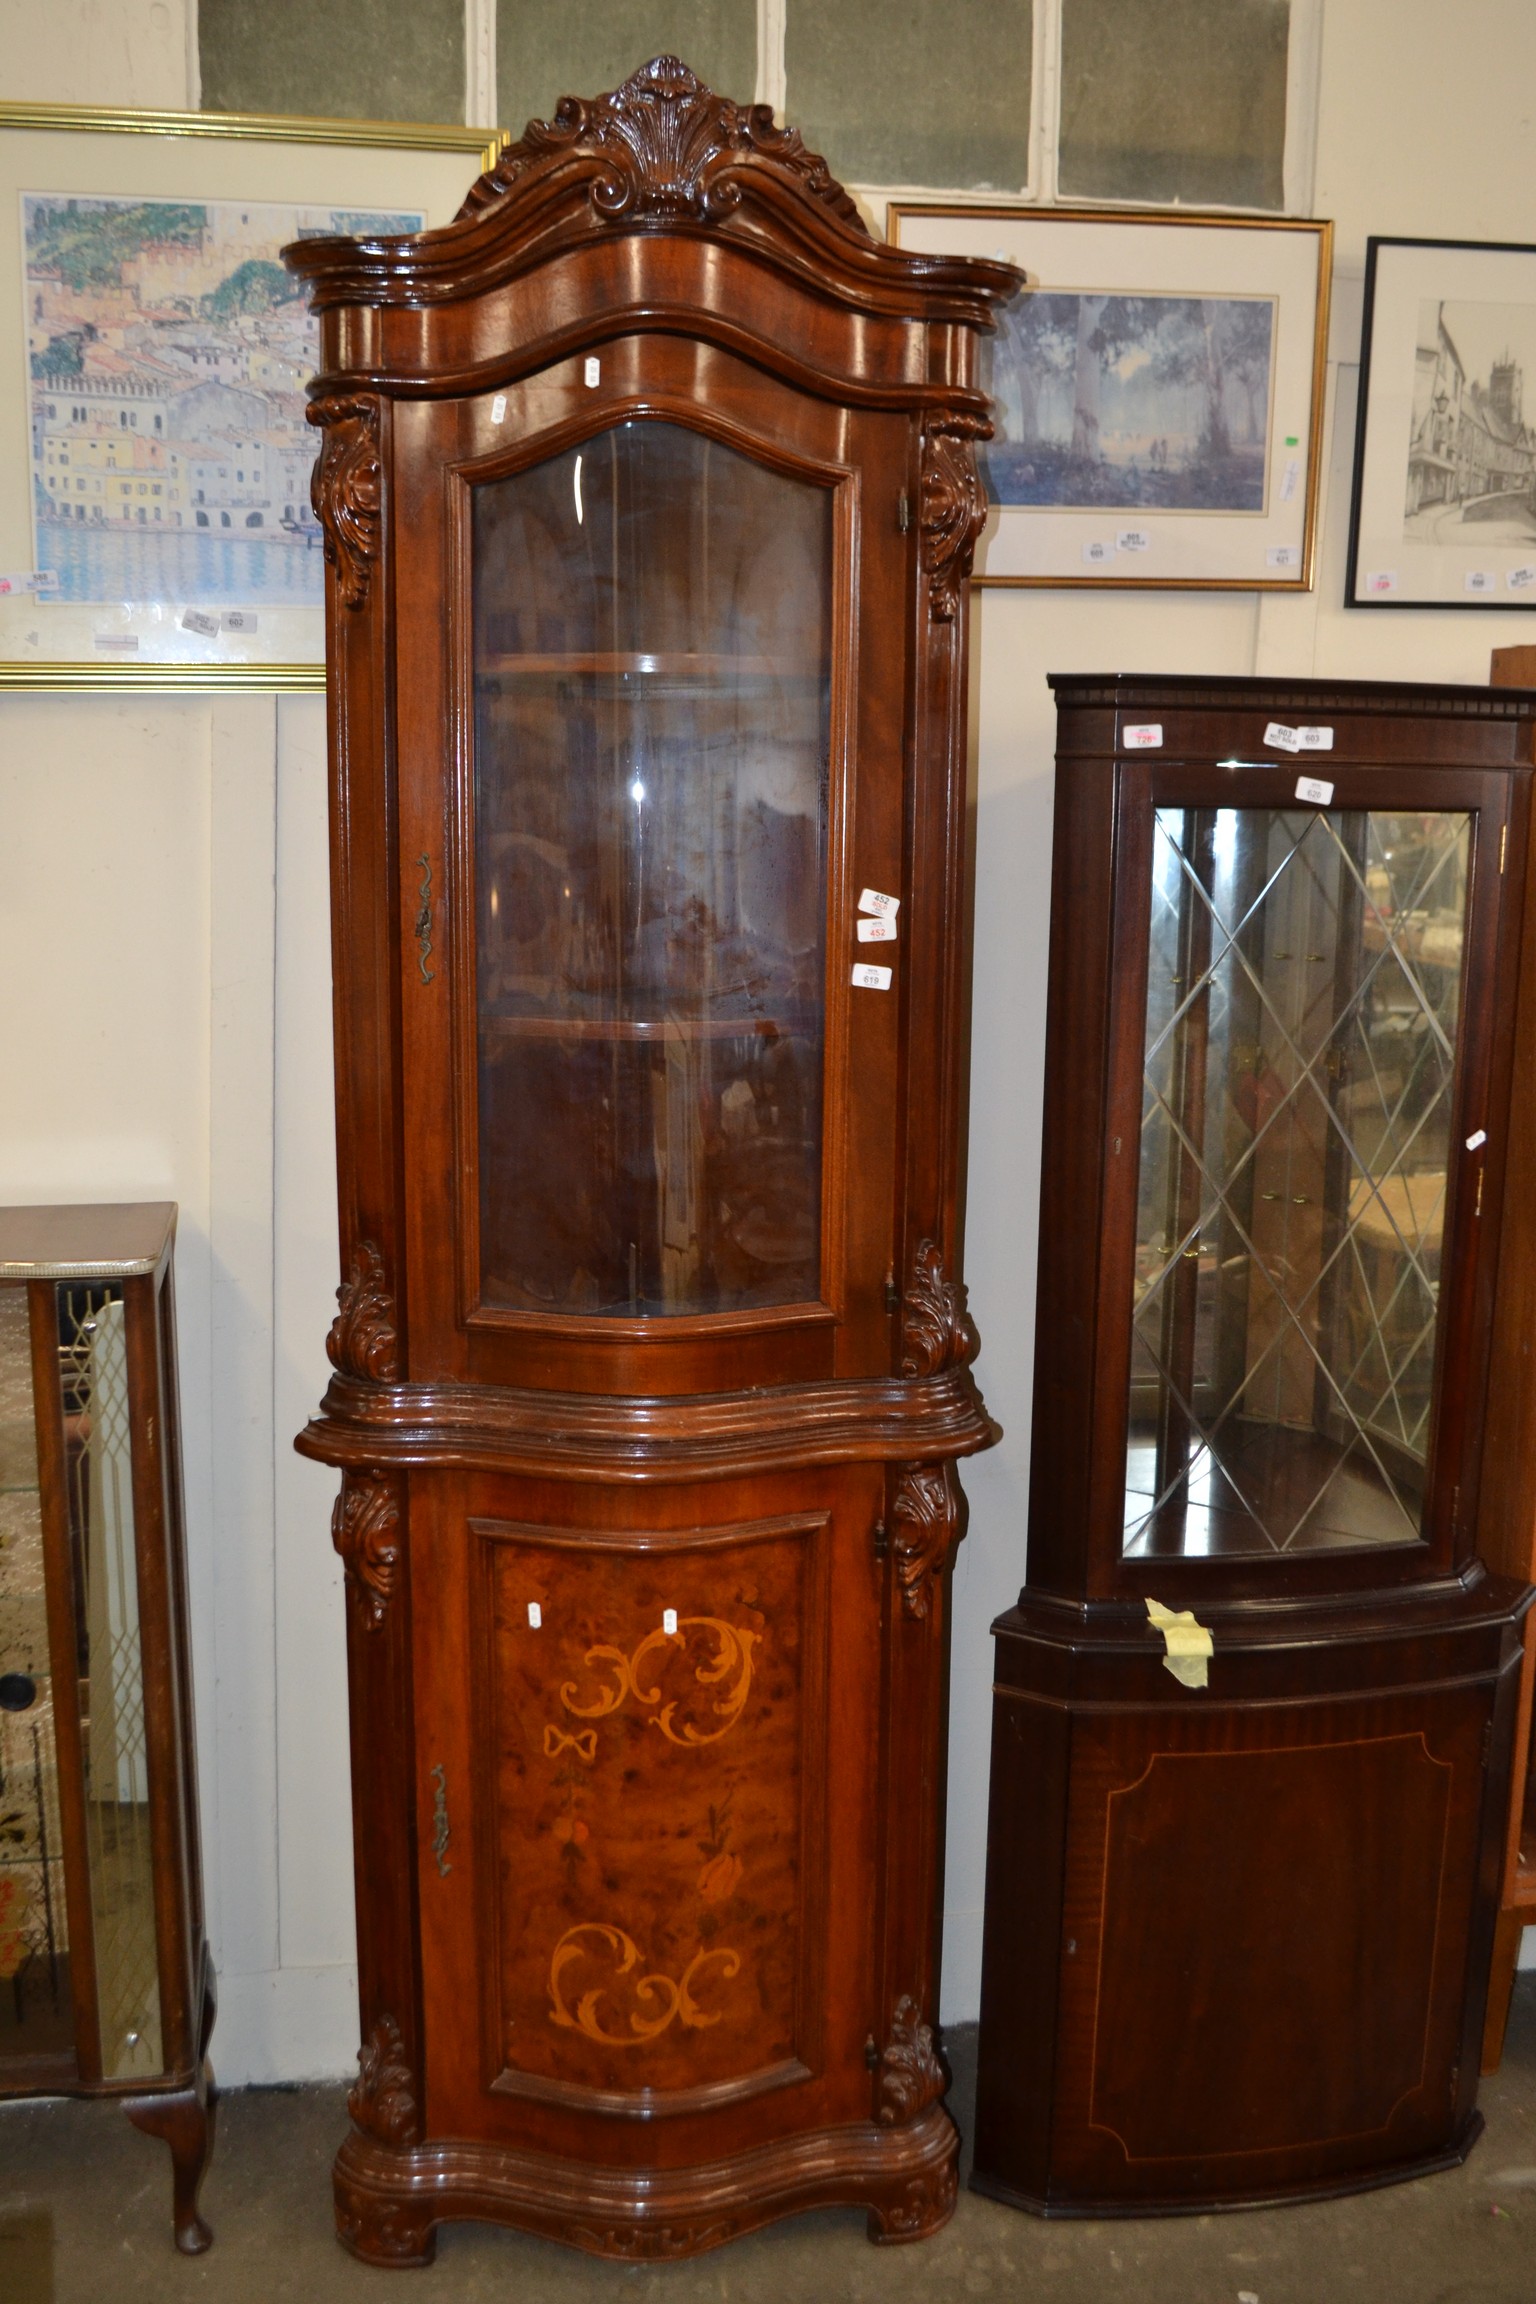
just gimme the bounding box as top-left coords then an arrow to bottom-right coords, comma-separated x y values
481,1011 -> 815,1043
477,651 -> 821,678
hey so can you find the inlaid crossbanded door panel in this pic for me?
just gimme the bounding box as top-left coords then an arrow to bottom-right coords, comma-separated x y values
413,1468 -> 881,2149
1050,1682 -> 1495,2201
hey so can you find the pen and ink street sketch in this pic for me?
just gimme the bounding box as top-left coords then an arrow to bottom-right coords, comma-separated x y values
1403,297 -> 1536,548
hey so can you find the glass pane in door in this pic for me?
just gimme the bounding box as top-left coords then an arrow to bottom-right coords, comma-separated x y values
472,420 -> 832,1318
1125,805 -> 1471,1558
0,1284 -> 74,2069
58,1288 -> 162,2078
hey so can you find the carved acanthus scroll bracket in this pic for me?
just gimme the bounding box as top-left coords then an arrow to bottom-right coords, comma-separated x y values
349,2013 -> 420,2146
890,1462 -> 961,1622
308,394 -> 382,611
459,54 -> 868,235
876,1993 -> 947,2126
919,413 -> 992,622
899,1238 -> 980,1379
327,1239 -> 400,1381
331,1471 -> 401,1633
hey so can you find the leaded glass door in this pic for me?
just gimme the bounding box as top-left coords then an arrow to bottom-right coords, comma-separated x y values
1119,771 -> 1510,1568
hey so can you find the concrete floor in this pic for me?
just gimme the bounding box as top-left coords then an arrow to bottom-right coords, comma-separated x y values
6,1992 -> 1536,2303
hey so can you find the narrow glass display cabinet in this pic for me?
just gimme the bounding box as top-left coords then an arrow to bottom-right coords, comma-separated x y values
0,1204 -> 214,2251
288,58 -> 1013,2265
973,677 -> 1534,2215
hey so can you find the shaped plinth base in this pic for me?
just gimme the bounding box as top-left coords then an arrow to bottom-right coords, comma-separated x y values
334,2102 -> 959,2265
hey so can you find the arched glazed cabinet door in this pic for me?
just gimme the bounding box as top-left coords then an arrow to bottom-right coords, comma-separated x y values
392,336 -> 910,1397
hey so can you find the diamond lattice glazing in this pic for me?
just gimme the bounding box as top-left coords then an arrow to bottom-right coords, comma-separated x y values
1124,806 -> 1469,1559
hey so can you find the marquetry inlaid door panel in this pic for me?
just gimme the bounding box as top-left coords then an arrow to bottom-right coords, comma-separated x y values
413,1466 -> 880,2152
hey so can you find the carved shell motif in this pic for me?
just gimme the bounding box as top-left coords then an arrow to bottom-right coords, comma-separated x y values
919,415 -> 992,622
891,1462 -> 960,1622
899,1239 -> 980,1378
877,1993 -> 947,2127
308,394 -> 382,611
349,2013 -> 420,2146
331,1472 -> 401,1633
460,54 -> 868,234
327,1239 -> 400,1381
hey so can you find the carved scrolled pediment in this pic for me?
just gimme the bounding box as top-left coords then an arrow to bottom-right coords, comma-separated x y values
458,55 -> 869,236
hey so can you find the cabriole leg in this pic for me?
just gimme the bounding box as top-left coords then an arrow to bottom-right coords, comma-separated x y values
123,2067 -> 216,2254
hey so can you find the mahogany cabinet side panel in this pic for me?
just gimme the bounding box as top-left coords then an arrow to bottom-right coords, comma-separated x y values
1024,749 -> 1121,1598
326,396 -> 407,1371
346,1505 -> 424,2117
970,1689 -> 1071,2205
1476,770 -> 1536,1592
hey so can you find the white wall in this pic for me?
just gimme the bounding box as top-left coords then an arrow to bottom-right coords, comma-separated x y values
4,2 -> 1535,2083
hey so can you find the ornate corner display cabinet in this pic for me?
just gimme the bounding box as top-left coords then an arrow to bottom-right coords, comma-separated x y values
971,677 -> 1536,2218
287,59 -> 1013,2266
0,1205 -> 214,2255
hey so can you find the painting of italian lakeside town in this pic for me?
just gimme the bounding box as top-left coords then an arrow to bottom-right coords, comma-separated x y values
23,194 -> 421,604
1405,299 -> 1536,544
980,290 -> 1275,512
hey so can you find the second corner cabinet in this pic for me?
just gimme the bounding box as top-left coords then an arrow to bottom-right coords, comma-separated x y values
972,675 -> 1535,2218
287,58 -> 1014,2267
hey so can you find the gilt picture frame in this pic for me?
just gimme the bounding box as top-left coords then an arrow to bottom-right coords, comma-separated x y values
1346,236 -> 1536,610
0,101 -> 504,689
888,205 -> 1331,590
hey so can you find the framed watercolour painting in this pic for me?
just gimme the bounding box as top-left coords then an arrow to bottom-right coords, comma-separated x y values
0,102 -> 504,688
888,206 -> 1331,589
1347,237 -> 1536,610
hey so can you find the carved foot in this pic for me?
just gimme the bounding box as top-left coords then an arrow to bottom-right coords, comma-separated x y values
123,2070 -> 216,2254
335,2159 -> 438,2267
866,2152 -> 959,2245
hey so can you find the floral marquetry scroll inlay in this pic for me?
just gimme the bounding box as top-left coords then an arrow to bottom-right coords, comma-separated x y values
349,2013 -> 420,2146
331,1472 -> 401,1632
920,416 -> 991,622
891,1462 -> 961,1621
899,1239 -> 980,1379
876,1994 -> 946,2126
548,1923 -> 742,2046
558,1617 -> 757,1749
327,1239 -> 400,1382
308,394 -> 382,611
460,54 -> 869,235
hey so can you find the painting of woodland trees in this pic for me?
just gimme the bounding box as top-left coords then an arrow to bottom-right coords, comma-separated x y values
980,291 -> 1276,512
